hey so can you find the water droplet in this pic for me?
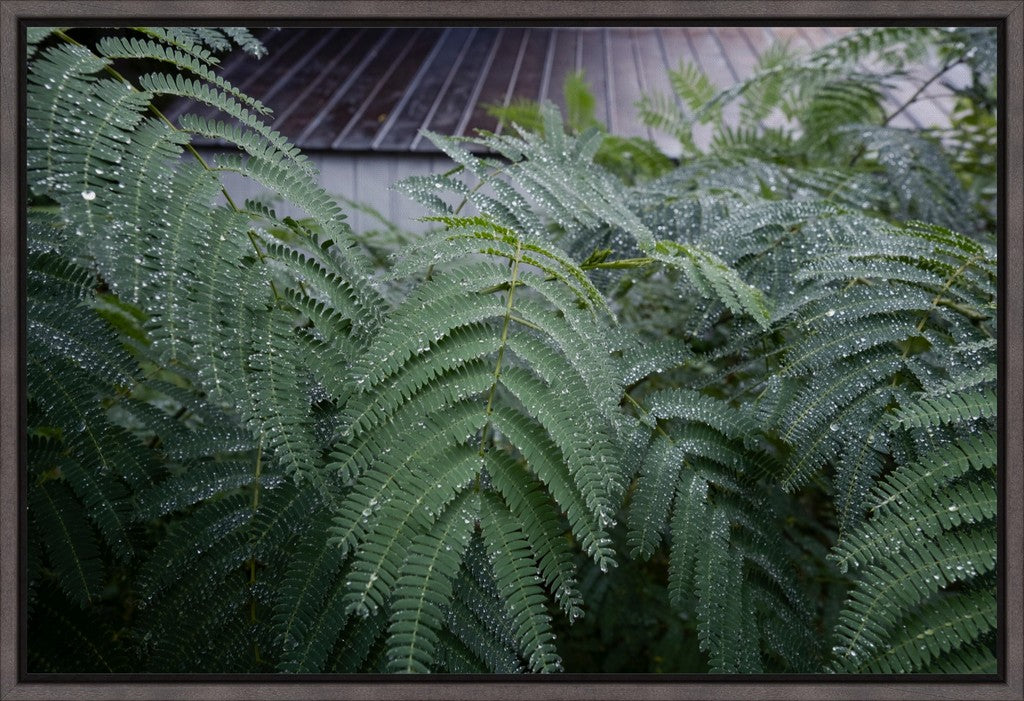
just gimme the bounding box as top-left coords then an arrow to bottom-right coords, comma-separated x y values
81,190 -> 96,201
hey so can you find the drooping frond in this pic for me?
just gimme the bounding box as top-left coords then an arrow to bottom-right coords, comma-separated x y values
385,492 -> 479,672
829,333 -> 996,673
623,383 -> 817,672
440,534 -> 528,673
404,110 -> 772,331
270,511 -> 349,671
28,479 -> 105,607
831,526 -> 996,672
322,167 -> 635,665
479,493 -> 561,672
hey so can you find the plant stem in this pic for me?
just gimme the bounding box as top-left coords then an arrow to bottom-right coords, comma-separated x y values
476,238 -> 524,485
249,433 -> 264,664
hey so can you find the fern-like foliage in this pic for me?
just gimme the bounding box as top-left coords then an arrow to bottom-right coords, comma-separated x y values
486,70 -> 675,185
326,204 -> 627,671
26,24 -> 998,676
624,391 -> 820,672
400,106 -> 772,330
26,26 -> 374,672
637,26 -> 985,235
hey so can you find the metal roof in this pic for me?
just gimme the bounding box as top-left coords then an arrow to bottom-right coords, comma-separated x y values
168,26 -> 960,155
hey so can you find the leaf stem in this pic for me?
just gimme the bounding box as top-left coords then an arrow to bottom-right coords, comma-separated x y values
249,433 -> 264,664
477,238 -> 524,487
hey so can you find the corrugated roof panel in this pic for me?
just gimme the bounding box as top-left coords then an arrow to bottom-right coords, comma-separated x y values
578,29 -> 611,128
460,28 -> 529,137
373,27 -> 465,149
410,28 -> 499,148
297,28 -> 414,148
172,26 -> 957,154
271,29 -> 379,138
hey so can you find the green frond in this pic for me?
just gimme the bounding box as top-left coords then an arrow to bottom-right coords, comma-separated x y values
385,491 -> 479,673
738,41 -> 795,127
29,480 -> 105,606
832,475 -> 995,573
801,78 -> 885,142
131,27 -> 219,63
241,307 -> 320,478
27,43 -> 150,197
143,26 -> 266,58
421,114 -> 655,248
217,27 -> 268,57
137,493 -> 252,601
889,387 -> 996,430
136,458 -> 279,521
870,431 -> 996,514
695,509 -> 755,673
752,584 -> 820,672
331,365 -> 494,483
212,153 -> 355,247
774,349 -> 903,457
27,249 -> 95,300
842,126 -> 975,231
59,460 -> 134,561
831,525 -> 995,672
264,233 -> 383,341
594,134 -> 675,184
28,299 -> 135,388
832,424 -> 891,534
645,388 -> 757,444
27,352 -> 150,490
337,444 -> 481,615
433,631 -> 489,673
636,91 -> 695,148
280,575 -> 351,672
97,36 -> 268,114
480,493 -> 562,672
779,315 -> 922,377
486,452 -> 583,619
652,240 -> 772,328
626,435 -> 683,559
669,60 -> 719,115
442,600 -> 522,672
139,72 -> 312,175
143,575 -> 253,671
666,469 -> 709,608
489,406 -> 615,569
616,337 -> 692,386
929,639 -> 997,674
353,269 -> 511,385
330,605 -> 389,672
498,364 -> 621,521
249,481 -> 323,563
444,536 -> 526,672
27,27 -> 58,60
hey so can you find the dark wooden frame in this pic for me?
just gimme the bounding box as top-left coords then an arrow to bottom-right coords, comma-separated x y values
1,2 -> 1020,699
